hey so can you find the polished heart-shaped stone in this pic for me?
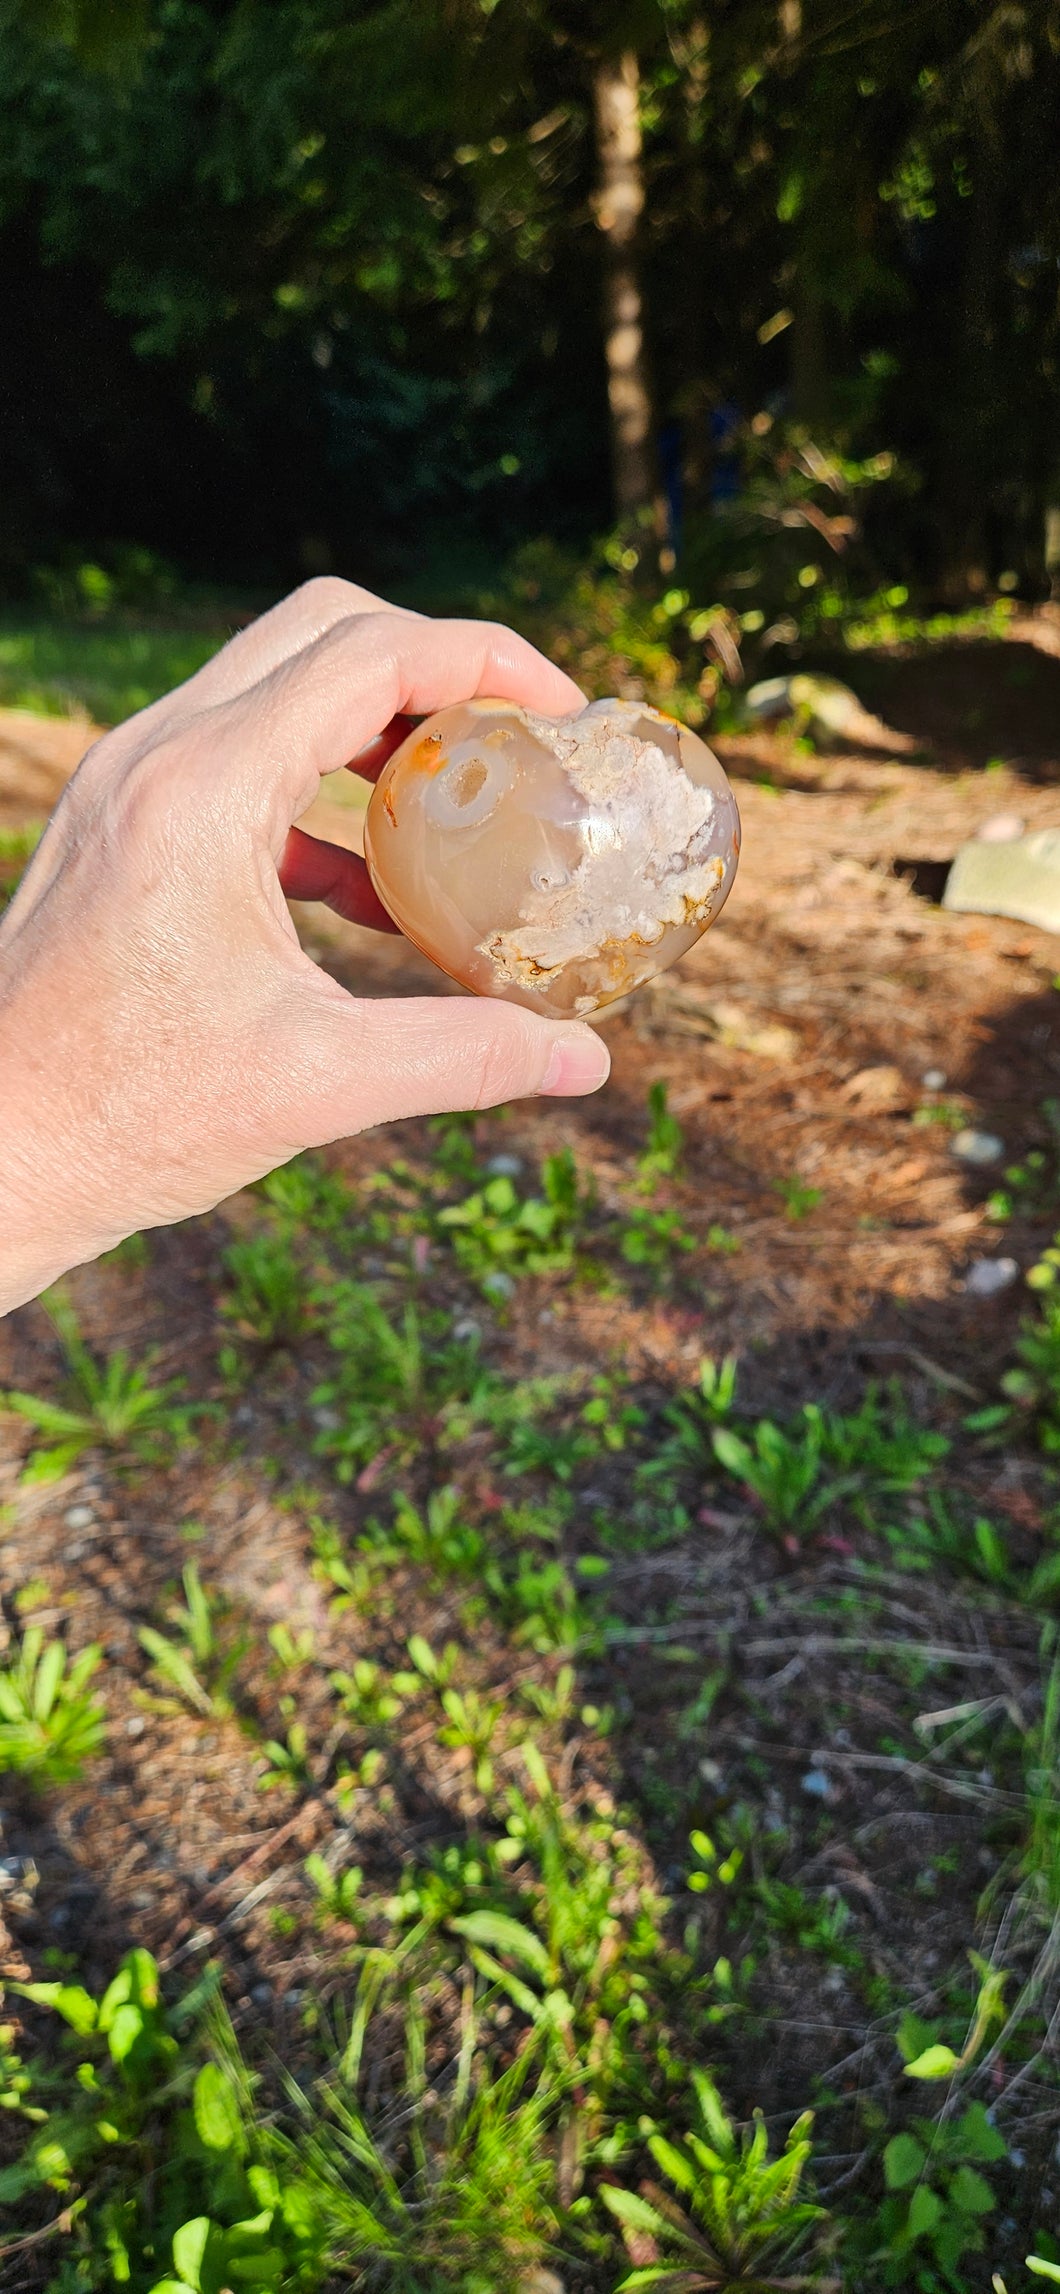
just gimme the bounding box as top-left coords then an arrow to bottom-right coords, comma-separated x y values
363,696 -> 741,1019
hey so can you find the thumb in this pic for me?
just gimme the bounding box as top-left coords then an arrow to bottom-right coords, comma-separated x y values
283,978 -> 611,1141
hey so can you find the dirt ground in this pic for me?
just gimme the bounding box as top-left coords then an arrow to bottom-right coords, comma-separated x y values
1,627 -> 1059,2275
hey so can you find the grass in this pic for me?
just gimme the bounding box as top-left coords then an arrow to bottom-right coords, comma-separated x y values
2,1102 -> 1058,2293
0,613 -> 225,724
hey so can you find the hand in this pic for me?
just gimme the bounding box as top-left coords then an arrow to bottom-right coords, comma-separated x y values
0,580 -> 610,1311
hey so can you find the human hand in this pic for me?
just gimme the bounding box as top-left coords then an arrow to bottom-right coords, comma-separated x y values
0,580 -> 610,1311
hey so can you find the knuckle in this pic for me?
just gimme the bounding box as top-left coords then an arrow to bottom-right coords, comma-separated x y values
468,1012 -> 538,1108
293,575 -> 373,631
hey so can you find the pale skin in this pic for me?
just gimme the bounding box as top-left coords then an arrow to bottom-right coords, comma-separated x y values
0,580 -> 611,1316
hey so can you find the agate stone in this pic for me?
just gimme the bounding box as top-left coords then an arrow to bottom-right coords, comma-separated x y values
363,696 -> 741,1020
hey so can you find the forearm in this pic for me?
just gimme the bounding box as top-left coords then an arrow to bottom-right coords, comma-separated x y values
0,988 -> 121,1313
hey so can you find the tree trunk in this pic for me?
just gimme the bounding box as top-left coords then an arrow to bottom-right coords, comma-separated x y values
592,50 -> 658,536
940,120 -> 1001,600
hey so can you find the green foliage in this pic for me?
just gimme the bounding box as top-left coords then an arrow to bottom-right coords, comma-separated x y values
437,1147 -> 589,1289
602,2066 -> 825,2290
310,1282 -> 485,1482
258,1155 -> 353,1236
0,820 -> 42,913
642,1355 -> 741,1489
773,1175 -> 824,1223
138,1564 -> 246,1717
637,1082 -> 685,1192
0,1626 -> 106,1783
0,1951 -> 324,2289
712,1407 -> 848,1536
868,2103 -> 1006,2287
220,1233 -> 309,1347
438,1684 -> 505,1795
1001,1234 -> 1060,1450
0,616 -> 222,725
619,1205 -> 695,1270
1,1287 -> 202,1478
288,1996 -> 560,2293
257,1720 -> 312,1793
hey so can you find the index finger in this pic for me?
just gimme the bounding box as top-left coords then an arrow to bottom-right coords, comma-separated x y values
222,611 -> 588,834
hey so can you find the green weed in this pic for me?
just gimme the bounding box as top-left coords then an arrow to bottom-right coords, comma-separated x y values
773,1175 -> 824,1222
863,2103 -> 1006,2288
712,1407 -> 851,1536
311,1282 -> 485,1482
636,1080 -> 685,1192
288,1990 -> 561,2292
437,1146 -> 589,1290
220,1233 -> 309,1347
0,1949 -> 324,2288
0,821 -> 42,912
258,1153 -> 353,1235
258,1719 -> 312,1792
619,1205 -> 696,1269
1000,1234 -> 1060,1449
0,1626 -> 106,1784
602,2065 -> 826,2290
138,1564 -> 247,1718
2,1287 -> 202,1480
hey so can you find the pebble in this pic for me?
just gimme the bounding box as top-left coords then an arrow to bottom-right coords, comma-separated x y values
312,1406 -> 341,1431
964,1256 -> 1019,1298
921,1068 -> 947,1090
451,1316 -> 481,1344
952,1128 -> 1005,1168
800,1768 -> 831,1798
63,1504 -> 95,1531
485,1153 -> 525,1179
125,1716 -> 146,1737
251,1982 -> 273,2004
481,1271 -> 516,1301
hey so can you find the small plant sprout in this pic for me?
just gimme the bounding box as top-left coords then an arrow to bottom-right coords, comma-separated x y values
330,1657 -> 419,1729
773,1174 -> 824,1222
267,1621 -> 316,1671
138,1564 -> 246,1717
0,1628 -> 106,1784
896,1952 -> 1009,2080
686,1829 -> 744,1894
712,1407 -> 850,1535
258,1720 -> 312,1792
438,1686 -> 505,1795
601,2067 -> 826,2290
637,1079 -> 685,1191
221,1231 -> 309,1346
304,1853 -> 363,1923
873,2103 -> 1006,2283
2,1287 -> 201,1480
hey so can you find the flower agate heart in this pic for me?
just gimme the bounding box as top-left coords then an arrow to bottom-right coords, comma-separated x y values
363,696 -> 740,1019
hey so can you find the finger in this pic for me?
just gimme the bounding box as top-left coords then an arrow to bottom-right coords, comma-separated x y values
286,975 -> 611,1136
345,713 -> 418,785
223,611 -> 588,832
279,826 -> 400,933
133,579 -> 424,738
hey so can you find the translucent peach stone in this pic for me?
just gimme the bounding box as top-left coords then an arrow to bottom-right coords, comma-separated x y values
363,696 -> 741,1020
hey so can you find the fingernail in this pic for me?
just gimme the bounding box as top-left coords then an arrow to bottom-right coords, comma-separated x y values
540,1026 -> 611,1097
